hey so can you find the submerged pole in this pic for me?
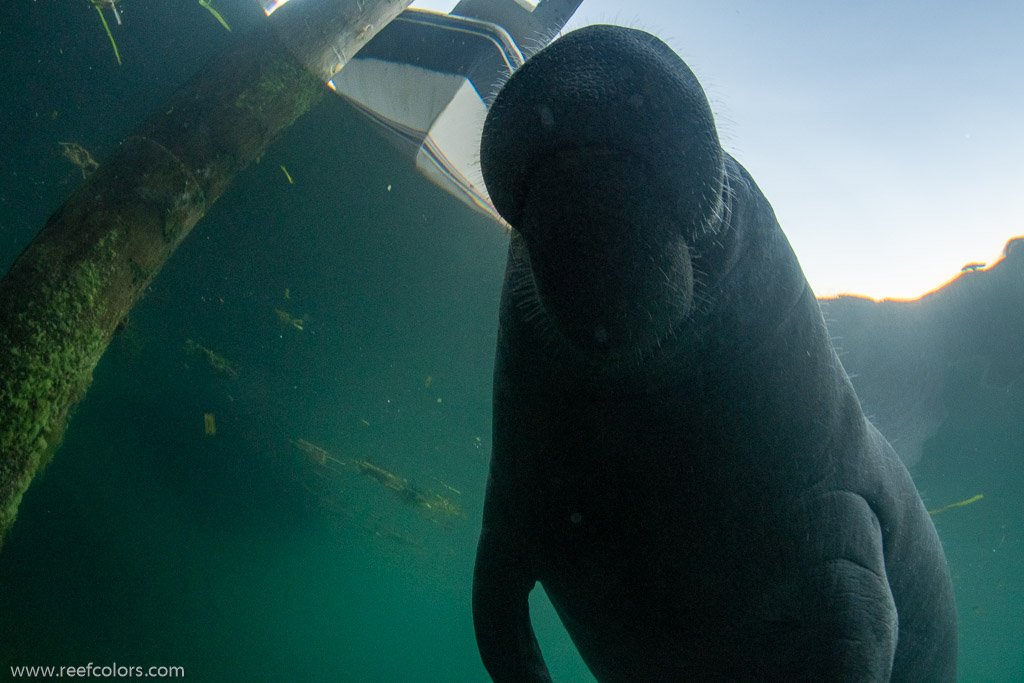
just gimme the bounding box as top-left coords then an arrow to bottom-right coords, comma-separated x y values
0,0 -> 412,549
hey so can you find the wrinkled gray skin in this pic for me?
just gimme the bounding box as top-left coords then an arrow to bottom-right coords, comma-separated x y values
473,25 -> 957,682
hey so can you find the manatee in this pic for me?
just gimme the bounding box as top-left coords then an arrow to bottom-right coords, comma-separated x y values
473,24 -> 957,682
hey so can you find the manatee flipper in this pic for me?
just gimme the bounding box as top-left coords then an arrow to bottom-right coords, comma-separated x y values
473,477 -> 552,683
764,490 -> 898,680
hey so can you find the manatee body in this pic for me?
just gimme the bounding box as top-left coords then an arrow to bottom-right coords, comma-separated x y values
473,25 -> 957,682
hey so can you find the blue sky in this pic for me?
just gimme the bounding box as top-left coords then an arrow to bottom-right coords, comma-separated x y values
412,0 -> 1024,299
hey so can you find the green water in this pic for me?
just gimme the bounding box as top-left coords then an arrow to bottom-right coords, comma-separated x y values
1,2 -> 1021,681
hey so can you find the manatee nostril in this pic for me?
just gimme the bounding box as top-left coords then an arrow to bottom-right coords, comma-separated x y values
536,104 -> 555,128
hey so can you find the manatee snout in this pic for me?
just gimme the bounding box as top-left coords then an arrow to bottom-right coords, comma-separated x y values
482,25 -> 727,362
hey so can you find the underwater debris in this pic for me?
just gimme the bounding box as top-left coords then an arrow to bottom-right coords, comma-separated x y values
929,493 -> 984,515
203,413 -> 216,436
352,458 -> 464,518
198,0 -> 232,31
274,308 -> 305,331
184,338 -> 239,378
289,438 -> 464,520
435,478 -> 461,496
91,0 -> 122,25
90,1 -> 122,64
280,165 -> 293,184
59,142 -> 100,178
291,438 -> 329,467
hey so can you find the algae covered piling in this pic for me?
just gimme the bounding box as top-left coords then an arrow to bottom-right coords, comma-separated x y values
0,5 -> 396,549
